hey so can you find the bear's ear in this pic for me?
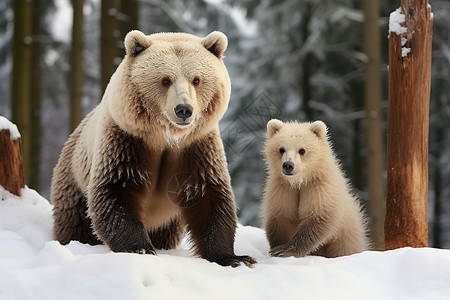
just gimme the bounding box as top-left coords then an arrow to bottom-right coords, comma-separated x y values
267,119 -> 284,138
202,31 -> 228,58
125,30 -> 150,57
310,121 -> 328,140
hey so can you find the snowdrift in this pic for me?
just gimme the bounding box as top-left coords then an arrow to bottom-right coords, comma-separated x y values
1,186 -> 450,300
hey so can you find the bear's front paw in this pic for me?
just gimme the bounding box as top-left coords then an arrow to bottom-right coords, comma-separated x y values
214,255 -> 257,268
129,246 -> 157,255
269,244 -> 301,258
110,239 -> 157,255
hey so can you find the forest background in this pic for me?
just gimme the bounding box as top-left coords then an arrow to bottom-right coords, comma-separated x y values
0,0 -> 448,249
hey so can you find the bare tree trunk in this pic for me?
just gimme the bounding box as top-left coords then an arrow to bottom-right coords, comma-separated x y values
385,0 -> 433,249
363,0 -> 385,250
70,0 -> 85,131
101,0 -> 119,94
11,0 -> 32,185
0,129 -> 25,196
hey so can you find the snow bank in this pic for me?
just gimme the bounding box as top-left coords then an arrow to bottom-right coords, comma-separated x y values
1,186 -> 450,300
0,116 -> 21,140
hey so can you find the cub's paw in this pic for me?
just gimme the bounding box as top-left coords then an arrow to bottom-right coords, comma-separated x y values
215,255 -> 257,268
269,244 -> 299,258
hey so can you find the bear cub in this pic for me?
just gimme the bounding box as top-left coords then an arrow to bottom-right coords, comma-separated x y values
262,119 -> 368,258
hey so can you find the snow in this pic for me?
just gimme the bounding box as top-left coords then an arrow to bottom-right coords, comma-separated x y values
428,4 -> 434,20
388,8 -> 407,36
388,7 -> 411,58
1,185 -> 450,300
0,116 -> 21,140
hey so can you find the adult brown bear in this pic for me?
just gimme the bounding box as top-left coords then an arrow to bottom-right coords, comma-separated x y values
51,30 -> 256,268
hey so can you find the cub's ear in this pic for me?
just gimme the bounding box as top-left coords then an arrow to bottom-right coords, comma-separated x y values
267,119 -> 284,138
310,121 -> 328,139
125,30 -> 150,57
202,31 -> 228,58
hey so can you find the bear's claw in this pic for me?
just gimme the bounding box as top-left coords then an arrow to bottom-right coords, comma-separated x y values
215,255 -> 257,268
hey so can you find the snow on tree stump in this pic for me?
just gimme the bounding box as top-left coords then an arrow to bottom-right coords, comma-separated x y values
0,117 -> 25,197
385,1 -> 433,250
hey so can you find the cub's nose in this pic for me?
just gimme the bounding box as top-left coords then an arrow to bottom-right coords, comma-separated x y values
282,161 -> 295,175
174,104 -> 193,121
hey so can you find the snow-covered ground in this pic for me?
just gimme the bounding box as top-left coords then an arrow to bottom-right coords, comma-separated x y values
1,186 -> 450,300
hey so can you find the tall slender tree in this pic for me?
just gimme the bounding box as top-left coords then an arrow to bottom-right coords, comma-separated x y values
70,0 -> 85,131
120,0 -> 138,41
363,0 -> 385,249
28,0 -> 46,191
11,0 -> 32,185
101,0 -> 120,94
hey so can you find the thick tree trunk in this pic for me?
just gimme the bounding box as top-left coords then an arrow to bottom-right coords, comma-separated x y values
363,0 -> 385,250
11,0 -> 32,186
101,0 -> 119,94
70,0 -> 85,131
0,130 -> 25,196
385,0 -> 433,249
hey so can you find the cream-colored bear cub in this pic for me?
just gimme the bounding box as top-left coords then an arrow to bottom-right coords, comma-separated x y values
262,119 -> 368,258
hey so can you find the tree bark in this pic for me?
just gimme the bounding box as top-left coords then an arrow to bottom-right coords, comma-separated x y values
0,130 -> 25,196
70,0 -> 85,131
385,0 -> 433,249
101,0 -> 119,95
363,0 -> 385,250
11,0 -> 32,186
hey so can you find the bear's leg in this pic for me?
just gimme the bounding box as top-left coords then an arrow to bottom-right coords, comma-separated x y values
88,179 -> 157,254
265,217 -> 295,250
148,216 -> 183,250
87,124 -> 157,254
52,167 -> 100,246
182,193 -> 256,267
178,133 -> 256,267
51,122 -> 100,246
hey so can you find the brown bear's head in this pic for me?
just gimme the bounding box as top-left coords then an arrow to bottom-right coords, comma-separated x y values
265,119 -> 331,188
107,30 -> 231,146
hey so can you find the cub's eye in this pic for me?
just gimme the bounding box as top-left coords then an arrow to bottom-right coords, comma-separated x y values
192,77 -> 200,86
299,148 -> 306,155
279,148 -> 285,154
162,78 -> 171,86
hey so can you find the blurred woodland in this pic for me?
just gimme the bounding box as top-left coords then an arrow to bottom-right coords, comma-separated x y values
0,0 -> 449,249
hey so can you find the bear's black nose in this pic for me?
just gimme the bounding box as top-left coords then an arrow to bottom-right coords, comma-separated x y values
282,161 -> 295,175
175,104 -> 193,121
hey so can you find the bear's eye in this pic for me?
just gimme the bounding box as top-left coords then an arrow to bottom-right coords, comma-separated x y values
279,148 -> 285,154
299,148 -> 306,155
162,78 -> 172,87
192,77 -> 200,86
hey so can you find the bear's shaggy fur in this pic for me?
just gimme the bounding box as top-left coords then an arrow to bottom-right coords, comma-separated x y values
51,30 -> 255,267
262,119 -> 368,258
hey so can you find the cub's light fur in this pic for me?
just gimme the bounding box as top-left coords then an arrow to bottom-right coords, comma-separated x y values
51,30 -> 255,267
262,119 -> 369,258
